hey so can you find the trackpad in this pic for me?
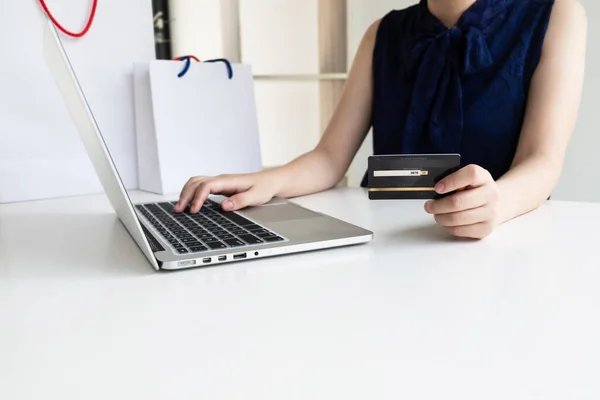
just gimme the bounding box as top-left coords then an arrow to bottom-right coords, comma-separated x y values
240,203 -> 321,223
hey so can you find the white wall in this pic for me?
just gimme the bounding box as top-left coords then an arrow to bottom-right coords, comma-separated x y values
553,0 -> 600,202
168,0 -> 223,59
238,0 -> 321,168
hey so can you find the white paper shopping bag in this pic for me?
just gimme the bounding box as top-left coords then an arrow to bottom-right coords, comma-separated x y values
134,59 -> 263,195
0,0 -> 155,203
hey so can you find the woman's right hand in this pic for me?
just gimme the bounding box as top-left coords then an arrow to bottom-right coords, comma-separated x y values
174,170 -> 283,214
174,19 -> 380,215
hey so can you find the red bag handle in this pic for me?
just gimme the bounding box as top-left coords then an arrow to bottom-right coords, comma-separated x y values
39,0 -> 98,38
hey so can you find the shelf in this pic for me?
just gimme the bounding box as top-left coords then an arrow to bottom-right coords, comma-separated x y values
253,73 -> 348,81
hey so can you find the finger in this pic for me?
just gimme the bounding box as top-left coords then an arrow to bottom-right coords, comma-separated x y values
435,164 -> 491,194
445,222 -> 494,240
176,177 -> 207,212
425,185 -> 490,214
189,183 -> 212,214
222,188 -> 261,211
434,207 -> 490,227
189,176 -> 251,213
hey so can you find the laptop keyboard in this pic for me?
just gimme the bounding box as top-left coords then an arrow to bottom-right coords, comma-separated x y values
135,199 -> 285,254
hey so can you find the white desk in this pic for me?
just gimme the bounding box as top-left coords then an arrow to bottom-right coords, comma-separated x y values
1,188 -> 599,399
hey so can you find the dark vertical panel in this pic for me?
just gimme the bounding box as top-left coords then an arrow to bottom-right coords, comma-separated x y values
152,0 -> 172,59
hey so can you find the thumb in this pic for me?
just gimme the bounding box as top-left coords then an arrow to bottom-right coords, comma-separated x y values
222,189 -> 261,211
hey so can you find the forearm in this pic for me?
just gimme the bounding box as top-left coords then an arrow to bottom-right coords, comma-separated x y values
495,155 -> 561,224
269,148 -> 346,199
259,20 -> 378,200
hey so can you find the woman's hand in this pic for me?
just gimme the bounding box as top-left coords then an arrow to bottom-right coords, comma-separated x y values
174,170 -> 283,214
424,164 -> 500,239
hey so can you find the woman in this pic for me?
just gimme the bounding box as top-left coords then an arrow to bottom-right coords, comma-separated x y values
175,0 -> 587,239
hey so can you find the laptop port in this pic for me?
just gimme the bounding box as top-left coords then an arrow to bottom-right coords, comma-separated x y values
233,253 -> 247,260
202,257 -> 211,264
218,256 -> 227,262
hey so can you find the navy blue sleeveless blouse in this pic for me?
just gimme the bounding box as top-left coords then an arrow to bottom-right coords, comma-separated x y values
361,0 -> 555,187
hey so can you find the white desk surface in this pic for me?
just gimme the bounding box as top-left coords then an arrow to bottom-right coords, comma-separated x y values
1,188 -> 599,399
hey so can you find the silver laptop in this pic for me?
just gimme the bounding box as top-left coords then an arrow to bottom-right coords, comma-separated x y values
42,19 -> 373,271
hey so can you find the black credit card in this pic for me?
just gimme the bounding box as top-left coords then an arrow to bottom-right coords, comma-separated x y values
368,154 -> 461,200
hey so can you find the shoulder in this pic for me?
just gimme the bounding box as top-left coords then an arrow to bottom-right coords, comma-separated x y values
375,5 -> 421,33
506,0 -> 584,24
363,18 -> 382,44
365,5 -> 422,52
543,0 -> 587,56
520,0 -> 586,29
547,0 -> 587,32
360,7 -> 410,48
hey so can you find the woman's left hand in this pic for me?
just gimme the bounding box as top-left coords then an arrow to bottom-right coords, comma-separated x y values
424,164 -> 500,239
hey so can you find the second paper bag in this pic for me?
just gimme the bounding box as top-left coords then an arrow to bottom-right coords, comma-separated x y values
134,60 -> 263,195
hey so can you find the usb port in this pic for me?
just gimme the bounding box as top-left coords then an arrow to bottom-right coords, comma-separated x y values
233,253 -> 247,260
218,256 -> 227,262
202,257 -> 211,264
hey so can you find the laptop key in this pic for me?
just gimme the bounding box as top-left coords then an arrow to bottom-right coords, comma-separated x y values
239,234 -> 263,245
255,231 -> 274,237
189,246 -> 208,253
263,236 -> 284,243
159,202 -> 174,210
204,199 -> 219,206
206,241 -> 227,250
224,238 -> 245,247
176,248 -> 189,254
217,212 -> 248,225
251,229 -> 271,235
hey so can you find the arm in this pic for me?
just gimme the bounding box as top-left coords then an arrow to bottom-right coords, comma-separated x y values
495,0 -> 587,223
176,21 -> 380,213
425,0 -> 587,239
269,20 -> 380,198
